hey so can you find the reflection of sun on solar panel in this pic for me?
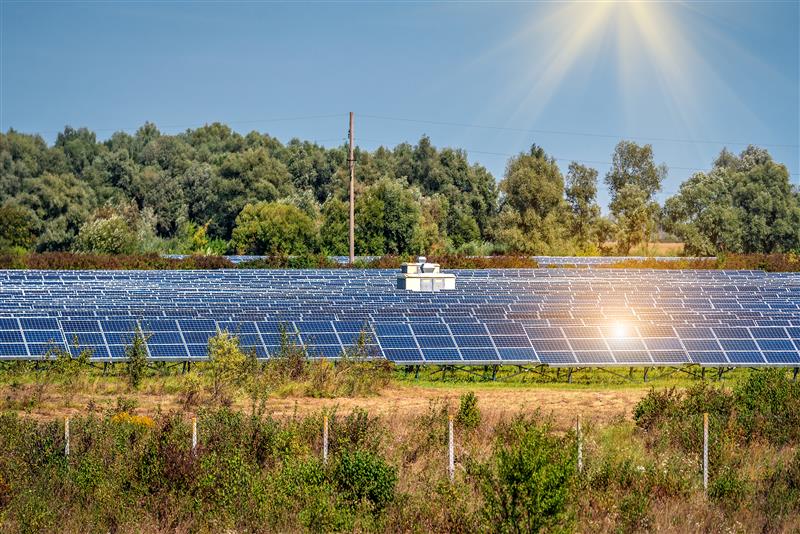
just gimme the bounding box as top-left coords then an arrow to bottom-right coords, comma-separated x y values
610,322 -> 628,339
0,263 -> 798,370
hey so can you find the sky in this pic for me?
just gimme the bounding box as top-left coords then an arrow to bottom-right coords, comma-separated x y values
1,1 -> 798,210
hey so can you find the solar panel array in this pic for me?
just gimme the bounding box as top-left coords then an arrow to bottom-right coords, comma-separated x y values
0,268 -> 798,367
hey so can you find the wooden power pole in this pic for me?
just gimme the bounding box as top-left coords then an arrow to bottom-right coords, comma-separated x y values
348,112 -> 355,264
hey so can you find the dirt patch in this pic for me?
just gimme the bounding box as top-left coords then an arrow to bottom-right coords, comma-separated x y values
4,383 -> 648,429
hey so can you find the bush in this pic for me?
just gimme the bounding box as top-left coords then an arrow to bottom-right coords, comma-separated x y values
708,463 -> 749,507
733,369 -> 800,445
206,331 -> 249,404
761,449 -> 800,525
126,329 -> 149,390
266,325 -> 308,384
328,408 -> 384,455
476,416 -> 575,533
455,391 -> 481,430
0,251 -> 236,270
332,449 -> 397,511
73,215 -> 140,255
618,489 -> 652,532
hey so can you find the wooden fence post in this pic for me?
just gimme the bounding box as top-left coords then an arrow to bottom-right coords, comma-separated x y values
703,412 -> 709,495
323,415 -> 329,466
448,414 -> 455,482
576,414 -> 583,474
64,417 -> 70,457
192,416 -> 198,455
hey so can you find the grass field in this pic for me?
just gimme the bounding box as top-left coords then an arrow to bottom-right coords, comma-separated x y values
1,362 -> 798,532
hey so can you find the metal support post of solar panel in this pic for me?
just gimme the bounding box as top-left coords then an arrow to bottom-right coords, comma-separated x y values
1,266 -> 799,370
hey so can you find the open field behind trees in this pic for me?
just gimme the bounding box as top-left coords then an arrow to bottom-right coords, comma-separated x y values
2,126 -> 799,259
0,355 -> 799,533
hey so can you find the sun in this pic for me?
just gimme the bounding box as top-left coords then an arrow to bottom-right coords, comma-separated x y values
477,0 -> 735,135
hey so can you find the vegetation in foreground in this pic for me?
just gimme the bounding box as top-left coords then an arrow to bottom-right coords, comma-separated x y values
0,368 -> 798,533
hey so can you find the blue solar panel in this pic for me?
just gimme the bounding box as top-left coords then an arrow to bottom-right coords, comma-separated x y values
0,267 -> 798,366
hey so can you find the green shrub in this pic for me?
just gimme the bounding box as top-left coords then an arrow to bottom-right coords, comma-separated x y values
455,391 -> 481,430
329,408 -> 384,454
206,331 -> 249,404
632,387 -> 681,430
125,329 -> 149,389
267,325 -> 308,383
477,416 -> 575,533
761,449 -> 800,525
618,489 -> 652,532
733,369 -> 800,445
708,464 -> 749,507
332,449 -> 397,511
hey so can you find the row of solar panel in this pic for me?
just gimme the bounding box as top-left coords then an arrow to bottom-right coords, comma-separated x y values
3,317 -> 800,338
0,318 -> 799,365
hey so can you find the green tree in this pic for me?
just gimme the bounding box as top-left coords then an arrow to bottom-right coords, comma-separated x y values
207,331 -> 249,403
0,202 -> 36,251
15,172 -> 97,250
319,198 -> 349,256
231,201 -> 317,255
605,141 -> 666,254
664,146 -> 800,254
74,214 -> 140,255
496,145 -> 568,253
355,178 -> 422,255
125,329 -> 149,390
564,162 -> 600,248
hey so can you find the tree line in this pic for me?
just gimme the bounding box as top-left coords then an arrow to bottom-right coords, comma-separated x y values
1,123 -> 798,257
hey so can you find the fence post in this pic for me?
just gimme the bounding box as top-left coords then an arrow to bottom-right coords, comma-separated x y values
323,415 -> 329,466
576,414 -> 583,474
64,417 -> 70,457
448,414 -> 455,482
192,416 -> 198,455
703,412 -> 709,495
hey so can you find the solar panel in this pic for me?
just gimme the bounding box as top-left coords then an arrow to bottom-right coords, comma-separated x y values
0,266 -> 798,366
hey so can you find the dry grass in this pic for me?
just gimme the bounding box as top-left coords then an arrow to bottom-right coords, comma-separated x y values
1,378 -> 647,432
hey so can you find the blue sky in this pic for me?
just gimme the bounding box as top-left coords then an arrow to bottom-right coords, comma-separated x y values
2,1 -> 798,209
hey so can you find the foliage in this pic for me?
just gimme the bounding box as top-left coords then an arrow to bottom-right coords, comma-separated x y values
496,145 -> 573,254
455,391 -> 481,430
475,415 -> 576,533
125,329 -> 149,390
73,214 -> 140,255
564,162 -> 601,249
231,201 -> 317,255
205,331 -> 250,404
0,202 -> 36,251
605,141 -> 666,255
664,146 -> 800,254
2,126 -> 798,257
633,370 -> 800,448
331,449 -> 397,511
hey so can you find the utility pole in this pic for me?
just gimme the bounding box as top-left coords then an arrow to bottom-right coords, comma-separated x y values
348,112 -> 355,264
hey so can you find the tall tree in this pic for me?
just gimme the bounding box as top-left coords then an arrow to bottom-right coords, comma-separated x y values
665,146 -> 800,254
605,141 -> 666,254
564,162 -> 600,248
231,202 -> 316,255
496,145 -> 568,253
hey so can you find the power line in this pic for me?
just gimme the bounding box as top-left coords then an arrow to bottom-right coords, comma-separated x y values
19,113 -> 347,136
360,113 -> 799,149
